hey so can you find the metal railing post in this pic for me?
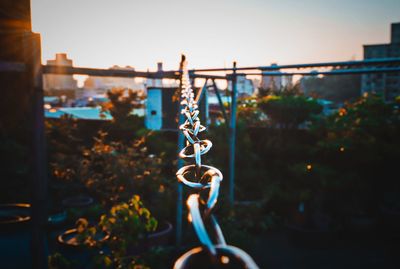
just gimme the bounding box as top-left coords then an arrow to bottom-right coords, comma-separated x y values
229,61 -> 237,207
29,32 -> 48,269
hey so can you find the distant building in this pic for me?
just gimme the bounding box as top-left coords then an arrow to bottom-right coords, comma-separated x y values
145,62 -> 179,89
83,65 -> 145,98
228,75 -> 255,97
44,106 -> 144,120
146,62 -> 163,88
43,53 -> 78,99
45,107 -> 112,120
145,87 -> 179,130
260,63 -> 293,92
361,22 -> 400,101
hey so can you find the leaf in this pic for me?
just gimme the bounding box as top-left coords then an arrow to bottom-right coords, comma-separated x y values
104,256 -> 113,267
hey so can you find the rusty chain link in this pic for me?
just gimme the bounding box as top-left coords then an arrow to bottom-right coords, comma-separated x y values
174,57 -> 259,269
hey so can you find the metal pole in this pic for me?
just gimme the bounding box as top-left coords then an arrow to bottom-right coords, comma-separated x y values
176,55 -> 185,247
229,61 -> 237,206
211,79 -> 229,125
29,33 -> 48,269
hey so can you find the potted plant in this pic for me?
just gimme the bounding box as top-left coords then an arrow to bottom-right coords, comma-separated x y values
55,196 -> 172,268
0,203 -> 31,232
97,195 -> 172,268
79,131 -> 174,222
56,218 -> 110,269
58,218 -> 110,248
47,119 -> 94,223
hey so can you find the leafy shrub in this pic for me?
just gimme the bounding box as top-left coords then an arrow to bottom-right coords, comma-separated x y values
98,195 -> 157,268
79,131 -> 172,220
259,95 -> 322,128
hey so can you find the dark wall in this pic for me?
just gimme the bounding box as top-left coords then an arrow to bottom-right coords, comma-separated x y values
0,0 -> 31,31
0,3 -> 38,197
162,87 -> 179,129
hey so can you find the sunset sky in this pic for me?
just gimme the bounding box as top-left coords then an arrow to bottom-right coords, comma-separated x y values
31,0 -> 400,71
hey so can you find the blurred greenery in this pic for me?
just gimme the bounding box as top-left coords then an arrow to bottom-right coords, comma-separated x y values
211,91 -> 400,231
258,95 -> 322,129
43,83 -> 400,267
301,74 -> 361,103
97,195 -> 158,268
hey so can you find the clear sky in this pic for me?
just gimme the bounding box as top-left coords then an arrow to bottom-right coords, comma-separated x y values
31,0 -> 400,71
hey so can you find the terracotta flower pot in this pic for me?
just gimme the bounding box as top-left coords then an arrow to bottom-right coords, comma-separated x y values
57,228 -> 110,249
56,227 -> 110,268
0,203 -> 31,232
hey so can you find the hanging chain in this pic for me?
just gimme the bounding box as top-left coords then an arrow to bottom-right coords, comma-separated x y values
174,56 -> 259,269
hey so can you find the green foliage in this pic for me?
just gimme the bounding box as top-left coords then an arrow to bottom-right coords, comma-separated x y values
44,88 -> 175,268
67,204 -> 106,223
100,195 -> 158,241
48,252 -> 73,269
258,95 -> 322,128
320,93 -> 396,142
286,162 -> 338,203
98,195 -> 157,268
101,88 -> 145,142
219,201 -> 280,250
102,88 -> 142,123
138,246 -> 175,269
258,83 -> 303,98
301,74 -> 361,103
224,202 -> 279,233
46,116 -> 100,202
211,92 -> 399,229
74,218 -> 100,247
67,196 -> 157,268
237,97 -> 267,126
145,131 -> 178,178
311,93 -> 400,214
79,131 -> 172,218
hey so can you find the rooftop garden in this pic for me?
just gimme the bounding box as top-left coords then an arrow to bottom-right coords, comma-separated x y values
1,85 -> 400,268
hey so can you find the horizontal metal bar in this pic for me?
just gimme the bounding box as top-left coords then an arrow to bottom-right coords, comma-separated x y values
190,73 -> 229,80
0,61 -> 25,72
42,65 -> 181,79
235,66 -> 400,76
259,58 -> 400,71
41,58 -> 400,79
190,58 -> 400,73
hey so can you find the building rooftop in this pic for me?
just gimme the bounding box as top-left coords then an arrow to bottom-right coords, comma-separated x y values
45,106 -> 112,120
45,106 -> 144,120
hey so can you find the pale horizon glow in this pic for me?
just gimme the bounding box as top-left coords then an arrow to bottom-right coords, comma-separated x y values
31,0 -> 400,71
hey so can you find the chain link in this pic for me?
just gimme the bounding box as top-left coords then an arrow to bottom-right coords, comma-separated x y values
174,57 -> 259,268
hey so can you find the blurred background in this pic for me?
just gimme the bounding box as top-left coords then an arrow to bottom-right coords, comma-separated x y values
1,0 -> 400,268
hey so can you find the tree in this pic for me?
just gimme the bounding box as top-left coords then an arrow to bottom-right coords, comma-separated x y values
258,95 -> 322,129
101,88 -> 145,141
301,74 -> 361,103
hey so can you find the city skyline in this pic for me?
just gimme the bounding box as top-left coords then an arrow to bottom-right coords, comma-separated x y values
32,0 -> 400,70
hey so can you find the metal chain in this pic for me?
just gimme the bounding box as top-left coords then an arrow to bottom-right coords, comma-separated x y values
174,57 -> 259,269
